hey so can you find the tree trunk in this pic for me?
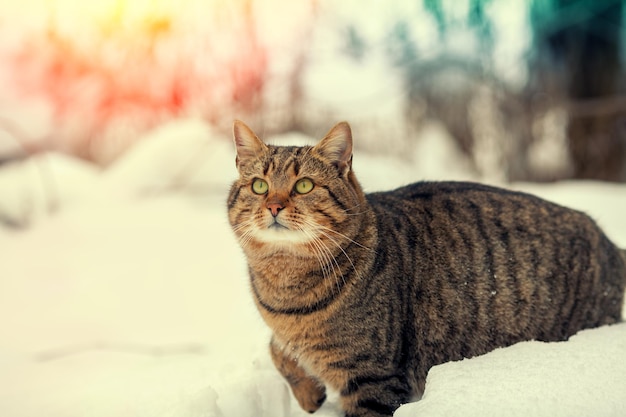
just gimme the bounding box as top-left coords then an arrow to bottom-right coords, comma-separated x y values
548,0 -> 625,181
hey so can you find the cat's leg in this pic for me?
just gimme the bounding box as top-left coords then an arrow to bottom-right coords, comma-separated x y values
339,374 -> 412,417
269,339 -> 327,413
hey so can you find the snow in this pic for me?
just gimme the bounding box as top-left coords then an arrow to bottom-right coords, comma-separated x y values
397,324 -> 626,417
1,119 -> 625,417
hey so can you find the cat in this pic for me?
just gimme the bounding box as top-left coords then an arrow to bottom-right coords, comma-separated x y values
227,120 -> 626,417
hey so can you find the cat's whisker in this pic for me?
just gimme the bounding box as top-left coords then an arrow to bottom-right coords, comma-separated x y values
340,202 -> 371,217
238,230 -> 255,249
299,219 -> 361,284
231,217 -> 259,248
301,229 -> 327,270
314,242 -> 343,295
308,220 -> 375,252
300,226 -> 345,294
231,217 -> 256,232
318,230 -> 360,281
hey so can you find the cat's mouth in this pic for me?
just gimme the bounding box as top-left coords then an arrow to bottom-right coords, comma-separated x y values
268,221 -> 289,231
266,216 -> 293,232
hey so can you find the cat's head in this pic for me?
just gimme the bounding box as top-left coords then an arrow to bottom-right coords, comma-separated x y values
227,120 -> 366,255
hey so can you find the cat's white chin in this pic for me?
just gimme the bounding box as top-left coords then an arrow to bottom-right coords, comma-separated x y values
253,228 -> 314,245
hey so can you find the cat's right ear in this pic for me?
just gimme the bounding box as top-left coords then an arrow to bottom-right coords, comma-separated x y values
315,121 -> 353,177
233,120 -> 268,171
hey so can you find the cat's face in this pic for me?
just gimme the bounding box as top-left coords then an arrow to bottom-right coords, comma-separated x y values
228,121 -> 365,256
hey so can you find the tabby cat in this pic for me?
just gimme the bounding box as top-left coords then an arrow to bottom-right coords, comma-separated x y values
227,120 -> 626,417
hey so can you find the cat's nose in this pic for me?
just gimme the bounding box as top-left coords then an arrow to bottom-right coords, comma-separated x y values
267,202 -> 284,217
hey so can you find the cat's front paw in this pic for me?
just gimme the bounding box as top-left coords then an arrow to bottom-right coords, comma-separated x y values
291,378 -> 327,413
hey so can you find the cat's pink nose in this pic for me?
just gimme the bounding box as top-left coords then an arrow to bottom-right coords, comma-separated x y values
267,202 -> 284,217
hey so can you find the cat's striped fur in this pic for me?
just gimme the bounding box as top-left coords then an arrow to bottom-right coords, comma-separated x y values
227,120 -> 626,417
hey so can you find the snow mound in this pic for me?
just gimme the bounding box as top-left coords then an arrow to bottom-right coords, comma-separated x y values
0,152 -> 98,229
102,118 -> 236,199
396,324 -> 626,417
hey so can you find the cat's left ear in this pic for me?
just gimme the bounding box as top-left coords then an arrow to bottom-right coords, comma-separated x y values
315,121 -> 353,176
233,120 -> 268,171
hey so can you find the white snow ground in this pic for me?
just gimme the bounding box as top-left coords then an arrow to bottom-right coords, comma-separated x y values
1,119 -> 625,417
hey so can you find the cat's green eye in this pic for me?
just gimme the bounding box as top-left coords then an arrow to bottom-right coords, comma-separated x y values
294,178 -> 314,194
251,178 -> 269,195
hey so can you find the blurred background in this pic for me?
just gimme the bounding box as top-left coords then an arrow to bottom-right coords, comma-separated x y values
0,0 -> 625,189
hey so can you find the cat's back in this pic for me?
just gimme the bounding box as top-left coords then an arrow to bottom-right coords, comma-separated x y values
368,180 -> 556,211
364,181 -> 624,343
366,181 -> 599,239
